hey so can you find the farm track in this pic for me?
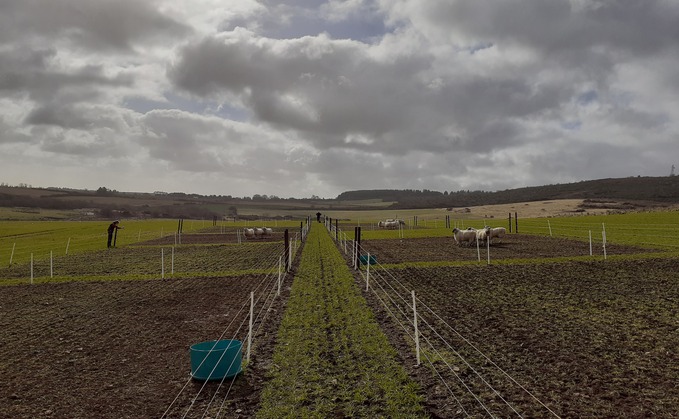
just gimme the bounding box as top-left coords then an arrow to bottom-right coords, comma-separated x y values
256,224 -> 426,418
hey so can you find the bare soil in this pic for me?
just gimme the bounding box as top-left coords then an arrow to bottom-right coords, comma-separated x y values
352,238 -> 679,418
2,230 -> 676,418
360,233 -> 655,264
0,274 -> 292,419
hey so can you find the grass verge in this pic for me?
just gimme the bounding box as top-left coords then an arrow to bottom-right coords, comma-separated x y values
256,225 -> 426,418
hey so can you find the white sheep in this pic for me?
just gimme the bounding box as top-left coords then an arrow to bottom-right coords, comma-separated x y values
452,227 -> 477,246
476,226 -> 491,245
487,227 -> 506,244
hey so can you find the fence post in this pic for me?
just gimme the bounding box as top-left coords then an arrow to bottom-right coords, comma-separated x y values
65,238 -> 70,255
515,212 -> 518,233
355,227 -> 361,269
412,290 -> 420,366
247,291 -> 254,362
366,253 -> 370,291
508,213 -> 512,233
277,256 -> 282,297
284,229 -> 290,272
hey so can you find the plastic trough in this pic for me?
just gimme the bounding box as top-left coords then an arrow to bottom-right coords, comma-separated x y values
359,254 -> 377,265
190,339 -> 243,381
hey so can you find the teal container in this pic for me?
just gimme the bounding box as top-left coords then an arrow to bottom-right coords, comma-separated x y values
190,340 -> 243,381
359,254 -> 377,265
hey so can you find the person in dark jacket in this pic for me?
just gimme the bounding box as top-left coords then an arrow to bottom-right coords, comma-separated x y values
107,220 -> 123,248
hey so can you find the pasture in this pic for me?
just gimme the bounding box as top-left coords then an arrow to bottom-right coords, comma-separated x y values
1,208 -> 678,417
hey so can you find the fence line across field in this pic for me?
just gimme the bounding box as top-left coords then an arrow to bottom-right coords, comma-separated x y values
347,237 -> 561,417
161,254 -> 291,418
358,255 -> 516,416
1,241 -> 293,356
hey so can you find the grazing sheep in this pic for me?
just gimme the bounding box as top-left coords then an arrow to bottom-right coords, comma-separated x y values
378,219 -> 405,229
476,226 -> 492,245
452,227 -> 477,246
487,227 -> 506,244
243,228 -> 255,239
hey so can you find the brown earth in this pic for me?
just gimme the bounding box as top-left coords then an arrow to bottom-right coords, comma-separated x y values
357,257 -> 679,418
360,233 -> 656,264
0,274 -> 293,419
1,230 -> 676,418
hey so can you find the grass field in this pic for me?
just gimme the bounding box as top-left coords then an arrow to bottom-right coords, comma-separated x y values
0,219 -> 303,267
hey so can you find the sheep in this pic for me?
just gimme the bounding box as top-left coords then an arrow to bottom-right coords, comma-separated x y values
487,227 -> 506,244
475,226 -> 492,245
243,228 -> 255,239
379,219 -> 405,229
452,227 -> 477,246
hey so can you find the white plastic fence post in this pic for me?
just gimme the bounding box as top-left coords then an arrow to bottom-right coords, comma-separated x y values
277,256 -> 282,297
50,251 -> 53,278
10,243 -> 15,265
548,220 -> 552,236
602,230 -> 607,260
171,246 -> 175,275
161,248 -> 165,279
487,236 -> 490,265
412,290 -> 420,366
247,291 -> 254,362
366,253 -> 370,291
477,238 -> 481,262
65,238 -> 70,255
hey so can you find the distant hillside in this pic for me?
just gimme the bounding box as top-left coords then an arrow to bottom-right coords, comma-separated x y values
336,176 -> 679,209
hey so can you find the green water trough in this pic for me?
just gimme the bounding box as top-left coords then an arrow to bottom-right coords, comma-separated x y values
190,339 -> 243,381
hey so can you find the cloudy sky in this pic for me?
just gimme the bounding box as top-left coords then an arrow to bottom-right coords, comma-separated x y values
1,0 -> 678,198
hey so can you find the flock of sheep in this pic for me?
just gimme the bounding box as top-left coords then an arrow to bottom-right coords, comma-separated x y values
452,226 -> 506,246
242,227 -> 273,239
377,219 -> 406,229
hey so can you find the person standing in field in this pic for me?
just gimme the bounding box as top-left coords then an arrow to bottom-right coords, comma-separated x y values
107,220 -> 123,248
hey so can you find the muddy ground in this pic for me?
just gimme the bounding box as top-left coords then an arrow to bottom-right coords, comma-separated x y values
1,232 -> 676,418
0,273 -> 293,419
360,233 -> 656,264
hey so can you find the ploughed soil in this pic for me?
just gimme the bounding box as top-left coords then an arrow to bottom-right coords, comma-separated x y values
1,231 -> 676,418
360,233 -> 657,264
0,274 -> 293,419
352,239 -> 679,418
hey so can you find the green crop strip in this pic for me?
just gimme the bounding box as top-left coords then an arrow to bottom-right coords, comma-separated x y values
257,225 -> 426,418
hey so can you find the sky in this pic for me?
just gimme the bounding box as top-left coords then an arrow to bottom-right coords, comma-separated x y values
1,0 -> 678,199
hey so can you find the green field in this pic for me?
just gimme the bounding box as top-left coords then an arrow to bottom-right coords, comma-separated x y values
0,219 -> 303,267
